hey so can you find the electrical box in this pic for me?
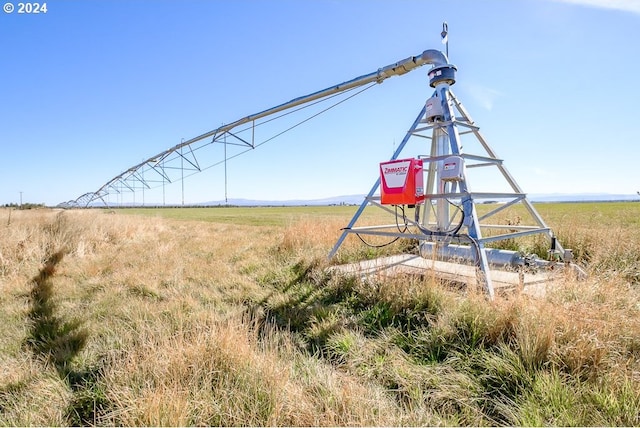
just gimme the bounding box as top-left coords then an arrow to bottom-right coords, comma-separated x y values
441,155 -> 464,182
380,158 -> 424,205
425,95 -> 444,122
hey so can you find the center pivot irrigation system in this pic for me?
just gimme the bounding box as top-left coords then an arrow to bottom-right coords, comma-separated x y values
62,26 -> 584,298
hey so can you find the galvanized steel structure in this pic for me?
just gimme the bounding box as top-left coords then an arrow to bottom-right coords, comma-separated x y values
61,40 -> 579,298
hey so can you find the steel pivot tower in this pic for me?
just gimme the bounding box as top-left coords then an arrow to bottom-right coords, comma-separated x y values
59,25 -> 578,298
329,62 -> 573,299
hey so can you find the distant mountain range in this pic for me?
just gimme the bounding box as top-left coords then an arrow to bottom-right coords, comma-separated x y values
86,193 -> 640,208
198,194 -> 367,206
198,193 -> 640,206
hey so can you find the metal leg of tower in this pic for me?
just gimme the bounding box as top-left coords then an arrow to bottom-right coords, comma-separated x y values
328,105 -> 427,260
327,181 -> 379,260
475,242 -> 495,300
449,89 -> 567,261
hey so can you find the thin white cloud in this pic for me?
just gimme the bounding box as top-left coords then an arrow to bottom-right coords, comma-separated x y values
463,83 -> 503,111
550,0 -> 640,14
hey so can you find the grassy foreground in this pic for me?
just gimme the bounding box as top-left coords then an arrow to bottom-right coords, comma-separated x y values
1,203 -> 639,426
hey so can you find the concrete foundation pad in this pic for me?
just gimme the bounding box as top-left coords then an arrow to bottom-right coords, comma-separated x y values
330,254 -> 562,298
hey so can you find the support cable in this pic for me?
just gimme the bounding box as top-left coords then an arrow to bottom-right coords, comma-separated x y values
353,204 -> 410,248
147,82 -> 378,187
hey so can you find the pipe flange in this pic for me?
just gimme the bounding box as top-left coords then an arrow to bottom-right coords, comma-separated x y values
429,64 -> 457,87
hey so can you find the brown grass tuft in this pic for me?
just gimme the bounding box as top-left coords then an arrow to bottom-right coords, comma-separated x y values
1,203 -> 640,426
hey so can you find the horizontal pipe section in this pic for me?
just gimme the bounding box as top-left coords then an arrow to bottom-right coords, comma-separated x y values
73,49 -> 449,206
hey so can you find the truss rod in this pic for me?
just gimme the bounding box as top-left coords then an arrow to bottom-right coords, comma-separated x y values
68,49 -> 450,207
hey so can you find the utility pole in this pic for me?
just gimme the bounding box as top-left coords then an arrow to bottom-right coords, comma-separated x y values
181,138 -> 184,206
19,191 -> 22,208
224,130 -> 228,205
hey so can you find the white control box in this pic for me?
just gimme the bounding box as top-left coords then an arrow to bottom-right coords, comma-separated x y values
441,156 -> 464,182
425,95 -> 444,122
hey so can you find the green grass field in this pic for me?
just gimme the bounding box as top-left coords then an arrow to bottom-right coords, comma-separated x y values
121,205 -> 364,226
121,201 -> 640,227
1,202 -> 639,426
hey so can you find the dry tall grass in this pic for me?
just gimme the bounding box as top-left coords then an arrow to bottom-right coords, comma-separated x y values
1,204 -> 639,426
0,208 -> 405,425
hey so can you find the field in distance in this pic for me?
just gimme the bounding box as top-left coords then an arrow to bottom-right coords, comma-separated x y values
121,205 -> 373,226
1,202 -> 639,426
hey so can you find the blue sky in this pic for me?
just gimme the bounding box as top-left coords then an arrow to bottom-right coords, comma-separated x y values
1,0 -> 639,206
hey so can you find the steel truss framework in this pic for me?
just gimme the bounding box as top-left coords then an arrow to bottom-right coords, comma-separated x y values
59,44 -> 576,298
328,86 -> 570,299
58,88 -> 367,208
60,49 -> 451,208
